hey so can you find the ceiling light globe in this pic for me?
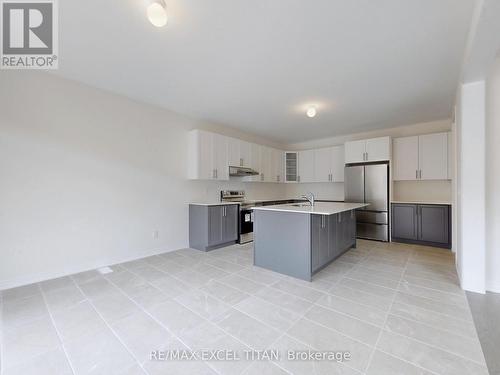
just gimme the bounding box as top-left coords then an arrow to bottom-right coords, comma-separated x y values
306,107 -> 317,118
147,1 -> 167,27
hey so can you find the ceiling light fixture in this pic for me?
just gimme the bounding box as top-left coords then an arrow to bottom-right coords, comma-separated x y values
306,106 -> 317,118
147,0 -> 167,27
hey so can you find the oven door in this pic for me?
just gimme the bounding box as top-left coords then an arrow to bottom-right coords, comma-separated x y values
240,208 -> 254,243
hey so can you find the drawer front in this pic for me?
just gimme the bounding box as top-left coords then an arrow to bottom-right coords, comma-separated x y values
357,223 -> 389,241
356,210 -> 388,225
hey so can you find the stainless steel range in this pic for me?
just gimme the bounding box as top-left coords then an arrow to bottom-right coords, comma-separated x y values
220,190 -> 255,244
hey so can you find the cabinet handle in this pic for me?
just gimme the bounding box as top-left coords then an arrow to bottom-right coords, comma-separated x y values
213,169 -> 216,179
419,170 -> 422,179
416,170 -> 418,179
240,158 -> 243,166
297,175 -> 300,183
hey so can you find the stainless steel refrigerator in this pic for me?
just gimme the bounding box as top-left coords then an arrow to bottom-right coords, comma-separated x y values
344,163 -> 389,241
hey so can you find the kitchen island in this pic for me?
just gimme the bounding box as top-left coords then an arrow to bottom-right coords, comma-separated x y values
252,202 -> 368,281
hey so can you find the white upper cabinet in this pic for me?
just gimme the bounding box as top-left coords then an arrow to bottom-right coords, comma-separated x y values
227,137 -> 241,167
366,137 -> 391,162
298,150 -> 315,183
393,132 -> 449,181
344,139 -> 366,164
246,143 -> 262,182
227,138 -> 252,167
213,133 -> 229,180
313,145 -> 344,182
393,136 -> 419,180
259,146 -> 273,182
419,133 -> 448,180
240,141 -> 252,168
284,152 -> 298,183
331,145 -> 345,182
314,147 -> 331,182
188,130 -> 228,180
272,149 -> 284,183
344,137 -> 391,163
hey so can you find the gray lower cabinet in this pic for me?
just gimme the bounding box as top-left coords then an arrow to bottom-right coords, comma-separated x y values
311,210 -> 356,273
222,205 -> 239,243
190,204 -> 239,251
311,215 -> 329,272
392,204 -> 418,240
391,203 -> 451,248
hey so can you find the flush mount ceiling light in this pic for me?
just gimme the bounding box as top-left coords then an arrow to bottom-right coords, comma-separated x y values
306,106 -> 317,118
147,0 -> 167,27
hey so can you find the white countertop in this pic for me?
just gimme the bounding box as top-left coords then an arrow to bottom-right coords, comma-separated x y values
252,202 -> 368,215
391,200 -> 451,205
189,202 -> 240,206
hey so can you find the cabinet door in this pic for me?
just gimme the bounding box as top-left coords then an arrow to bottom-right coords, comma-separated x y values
240,141 -> 252,167
328,214 -> 338,261
272,149 -> 284,183
311,215 -> 329,272
247,143 -> 261,182
213,134 -> 228,180
418,205 -> 449,244
418,133 -> 448,180
223,205 -> 239,243
348,209 -> 356,242
227,138 -> 241,167
284,152 -> 298,182
311,215 -> 322,272
366,137 -> 391,162
331,145 -> 345,182
393,136 -> 419,180
298,150 -> 315,183
314,147 -> 331,182
345,140 -> 366,164
208,206 -> 224,246
260,146 -> 273,182
391,204 -> 418,240
188,130 -> 215,180
334,213 -> 344,258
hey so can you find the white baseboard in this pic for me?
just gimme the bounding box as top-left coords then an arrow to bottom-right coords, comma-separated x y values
0,246 -> 180,291
486,280 -> 500,293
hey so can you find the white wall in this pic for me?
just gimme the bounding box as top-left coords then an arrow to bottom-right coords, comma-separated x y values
0,72 -> 287,289
455,81 -> 486,293
485,56 -> 500,292
392,181 -> 452,203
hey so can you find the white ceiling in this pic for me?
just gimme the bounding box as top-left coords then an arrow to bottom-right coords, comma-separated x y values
54,0 -> 476,143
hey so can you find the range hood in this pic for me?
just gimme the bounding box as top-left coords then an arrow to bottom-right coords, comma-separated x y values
229,166 -> 259,177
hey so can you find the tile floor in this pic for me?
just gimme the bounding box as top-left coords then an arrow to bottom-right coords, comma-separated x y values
0,240 -> 488,375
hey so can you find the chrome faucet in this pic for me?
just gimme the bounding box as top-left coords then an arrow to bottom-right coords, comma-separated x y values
301,192 -> 315,206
